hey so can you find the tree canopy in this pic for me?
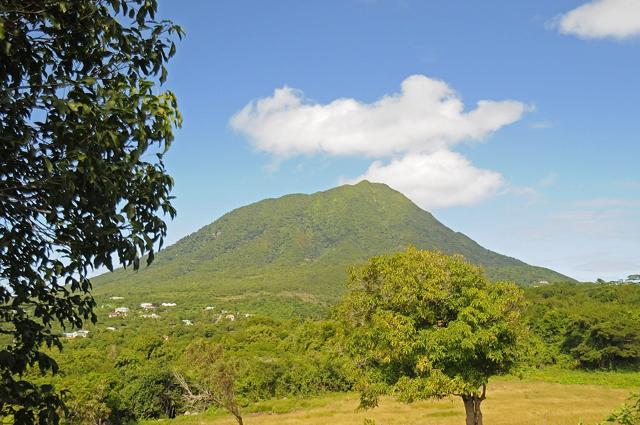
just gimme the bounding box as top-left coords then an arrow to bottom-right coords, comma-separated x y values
337,248 -> 527,425
0,0 -> 182,421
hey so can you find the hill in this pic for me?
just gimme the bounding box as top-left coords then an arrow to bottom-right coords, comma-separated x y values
92,181 -> 573,317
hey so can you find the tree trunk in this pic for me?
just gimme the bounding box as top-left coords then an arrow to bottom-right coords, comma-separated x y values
474,397 -> 483,425
461,385 -> 486,425
463,396 -> 476,425
234,413 -> 243,425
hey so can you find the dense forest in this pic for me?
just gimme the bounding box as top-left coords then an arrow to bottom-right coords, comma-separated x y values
27,281 -> 640,424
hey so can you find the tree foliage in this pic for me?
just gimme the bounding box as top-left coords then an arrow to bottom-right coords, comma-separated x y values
601,393 -> 640,425
525,283 -> 640,369
176,341 -> 244,425
10,281 -> 640,423
0,0 -> 182,421
336,248 -> 527,425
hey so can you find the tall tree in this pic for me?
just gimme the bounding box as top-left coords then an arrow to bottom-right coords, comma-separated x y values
0,0 -> 182,422
337,248 -> 527,425
175,341 -> 244,425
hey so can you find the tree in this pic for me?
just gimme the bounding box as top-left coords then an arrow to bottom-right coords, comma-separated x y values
175,341 -> 244,425
336,248 -> 527,425
562,310 -> 640,369
601,393 -> 640,425
61,379 -> 113,425
119,368 -> 182,420
0,0 -> 183,421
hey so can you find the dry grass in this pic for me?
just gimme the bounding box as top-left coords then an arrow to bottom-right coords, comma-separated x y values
160,380 -> 632,425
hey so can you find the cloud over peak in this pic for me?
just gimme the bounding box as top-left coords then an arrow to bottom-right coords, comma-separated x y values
555,0 -> 640,40
349,151 -> 504,210
231,75 -> 526,210
231,75 -> 525,158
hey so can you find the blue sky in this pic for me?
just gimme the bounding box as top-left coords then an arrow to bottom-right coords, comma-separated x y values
155,0 -> 639,281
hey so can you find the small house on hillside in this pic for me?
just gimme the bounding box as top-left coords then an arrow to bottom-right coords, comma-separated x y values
64,330 -> 90,339
161,302 -> 177,307
142,313 -> 160,319
182,319 -> 194,326
109,306 -> 129,318
140,302 -> 155,310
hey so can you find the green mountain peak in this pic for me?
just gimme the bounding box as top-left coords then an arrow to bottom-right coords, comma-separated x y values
93,182 -> 573,317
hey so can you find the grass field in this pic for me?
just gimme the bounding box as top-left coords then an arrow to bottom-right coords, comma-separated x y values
146,377 -> 638,425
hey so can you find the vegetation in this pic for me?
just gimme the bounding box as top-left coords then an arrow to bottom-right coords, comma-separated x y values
138,382 -> 634,425
174,342 -> 244,424
1,1 -> 635,425
0,0 -> 182,421
601,393 -> 640,425
92,182 -> 572,321
8,276 -> 638,424
336,248 -> 527,425
525,283 -> 640,369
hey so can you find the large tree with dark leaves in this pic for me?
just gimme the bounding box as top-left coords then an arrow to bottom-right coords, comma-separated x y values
0,0 -> 182,421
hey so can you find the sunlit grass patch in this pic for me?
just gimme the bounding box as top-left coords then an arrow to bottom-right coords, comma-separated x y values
144,379 -> 634,425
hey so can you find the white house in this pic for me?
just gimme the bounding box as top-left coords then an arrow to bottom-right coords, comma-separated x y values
181,319 -> 194,326
64,330 -> 89,339
115,307 -> 129,313
161,302 -> 177,307
142,313 -> 160,319
140,303 -> 155,310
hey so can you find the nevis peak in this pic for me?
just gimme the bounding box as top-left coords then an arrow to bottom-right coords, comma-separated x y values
94,181 -> 571,316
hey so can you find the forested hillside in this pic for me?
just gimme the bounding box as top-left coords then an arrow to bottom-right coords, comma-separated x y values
93,181 -> 571,317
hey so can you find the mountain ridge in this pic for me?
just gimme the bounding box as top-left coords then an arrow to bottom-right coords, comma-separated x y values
93,181 -> 573,317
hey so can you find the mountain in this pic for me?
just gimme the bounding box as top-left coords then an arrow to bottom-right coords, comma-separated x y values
93,181 -> 573,317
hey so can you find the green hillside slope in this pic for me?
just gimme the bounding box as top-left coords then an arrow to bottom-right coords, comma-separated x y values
92,181 -> 573,317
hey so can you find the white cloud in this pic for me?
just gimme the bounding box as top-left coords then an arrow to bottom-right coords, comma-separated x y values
231,75 -> 527,209
348,151 -> 504,210
231,75 -> 525,158
555,0 -> 640,39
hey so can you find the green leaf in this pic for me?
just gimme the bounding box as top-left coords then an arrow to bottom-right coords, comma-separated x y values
43,157 -> 53,173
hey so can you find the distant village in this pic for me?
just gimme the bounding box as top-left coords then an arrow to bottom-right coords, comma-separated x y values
62,275 -> 640,339
63,297 -> 252,339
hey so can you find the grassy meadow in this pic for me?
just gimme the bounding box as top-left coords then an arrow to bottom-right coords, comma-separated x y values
146,382 -> 628,425
144,374 -> 638,425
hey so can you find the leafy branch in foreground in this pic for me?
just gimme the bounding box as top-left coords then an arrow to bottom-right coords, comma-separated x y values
0,0 -> 182,421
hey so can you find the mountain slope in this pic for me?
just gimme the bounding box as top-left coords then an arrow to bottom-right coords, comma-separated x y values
93,181 -> 573,316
